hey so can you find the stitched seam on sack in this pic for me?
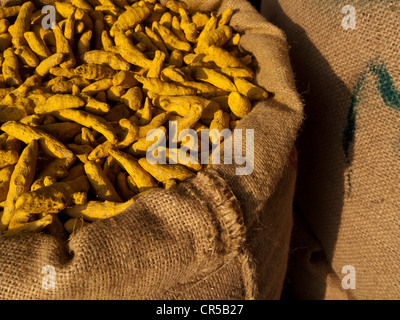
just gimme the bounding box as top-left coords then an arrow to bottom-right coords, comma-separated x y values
194,169 -> 246,257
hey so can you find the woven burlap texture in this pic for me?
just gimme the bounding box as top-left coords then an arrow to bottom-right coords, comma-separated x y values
0,0 -> 303,299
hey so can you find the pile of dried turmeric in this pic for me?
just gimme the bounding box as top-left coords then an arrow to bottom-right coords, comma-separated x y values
0,0 -> 269,237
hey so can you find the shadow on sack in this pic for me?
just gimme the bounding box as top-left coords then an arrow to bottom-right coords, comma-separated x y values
261,0 -> 355,300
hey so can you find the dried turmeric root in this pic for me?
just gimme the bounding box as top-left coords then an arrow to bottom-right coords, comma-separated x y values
64,217 -> 89,234
75,63 -> 116,80
138,158 -> 195,183
51,109 -> 118,144
5,214 -> 53,236
1,140 -> 38,231
234,77 -> 269,101
135,74 -> 197,96
34,94 -> 85,114
84,161 -> 122,203
116,172 -> 136,202
0,166 -> 14,203
31,156 -> 76,191
228,91 -> 252,118
109,149 -> 157,192
0,6 -> 21,20
83,50 -> 130,71
63,196 -> 139,222
0,135 -> 20,169
110,2 -> 152,36
2,48 -> 22,86
1,121 -> 74,159
0,0 -> 267,236
35,53 -> 65,76
188,66 -> 237,92
15,176 -> 90,214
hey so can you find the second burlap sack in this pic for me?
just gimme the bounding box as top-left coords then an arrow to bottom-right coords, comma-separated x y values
262,0 -> 400,299
0,0 -> 303,299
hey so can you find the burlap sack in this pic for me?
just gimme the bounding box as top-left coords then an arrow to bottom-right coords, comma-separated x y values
0,0 -> 303,299
282,208 -> 353,300
261,0 -> 400,299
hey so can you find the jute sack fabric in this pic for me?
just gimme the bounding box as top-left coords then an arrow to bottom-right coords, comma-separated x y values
261,0 -> 400,299
0,0 -> 303,299
283,208 -> 353,300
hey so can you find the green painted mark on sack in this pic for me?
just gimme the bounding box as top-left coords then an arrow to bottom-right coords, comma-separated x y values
346,169 -> 353,196
343,60 -> 400,163
343,71 -> 364,161
343,60 -> 400,197
369,64 -> 400,112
